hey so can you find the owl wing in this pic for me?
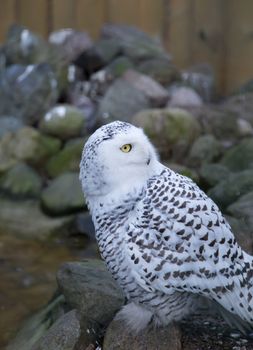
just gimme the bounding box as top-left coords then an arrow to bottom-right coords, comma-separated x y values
124,167 -> 251,324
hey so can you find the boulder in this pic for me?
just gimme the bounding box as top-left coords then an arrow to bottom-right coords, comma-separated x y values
39,105 -> 86,140
188,134 -> 222,167
31,310 -> 81,350
0,127 -> 61,171
208,170 -> 253,209
222,92 -> 253,127
97,78 -> 150,123
0,198 -> 75,239
46,138 -> 84,178
106,56 -> 134,78
137,58 -> 180,86
0,63 -> 58,124
102,24 -> 169,62
57,260 -> 124,325
49,29 -> 93,63
165,162 -> 199,183
200,163 -> 231,187
6,295 -> 65,350
133,108 -> 201,160
220,138 -> 253,172
226,215 -> 253,254
41,172 -> 85,215
0,116 -> 23,139
123,69 -> 169,107
168,86 -> 203,107
0,163 -> 42,198
103,319 -> 181,350
181,63 -> 215,102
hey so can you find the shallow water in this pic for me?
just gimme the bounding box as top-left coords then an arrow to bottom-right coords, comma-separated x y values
0,233 -> 99,348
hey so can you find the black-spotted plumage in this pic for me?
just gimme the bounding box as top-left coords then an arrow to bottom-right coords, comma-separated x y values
79,121 -> 253,332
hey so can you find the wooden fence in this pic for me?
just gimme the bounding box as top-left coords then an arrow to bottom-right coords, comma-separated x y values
0,0 -> 253,93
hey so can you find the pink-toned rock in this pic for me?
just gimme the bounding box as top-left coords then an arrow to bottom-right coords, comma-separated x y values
123,69 -> 169,107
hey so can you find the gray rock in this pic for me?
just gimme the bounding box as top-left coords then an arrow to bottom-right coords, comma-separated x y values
0,116 -> 23,139
188,134 -> 222,166
0,198 -> 75,239
0,127 -> 61,172
200,163 -> 231,187
106,56 -> 134,78
39,105 -> 86,140
41,172 -> 85,215
168,86 -> 203,107
98,78 -> 150,123
102,24 -> 169,62
57,260 -> 124,325
31,310 -> 81,350
73,212 -> 95,240
138,57 -> 180,86
225,215 -> 253,254
220,138 -> 253,172
190,106 -> 240,142
46,138 -> 84,178
49,29 -> 93,63
0,63 -> 58,124
133,108 -> 201,161
222,92 -> 253,127
182,63 -> 215,102
103,319 -> 181,350
123,69 -> 169,107
0,162 -> 42,198
208,170 -> 253,209
6,294 -> 65,350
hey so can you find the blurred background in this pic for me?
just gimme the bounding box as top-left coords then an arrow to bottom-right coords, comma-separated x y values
1,1 -> 253,349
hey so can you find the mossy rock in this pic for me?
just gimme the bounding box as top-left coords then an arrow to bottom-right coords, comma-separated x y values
46,138 -> 85,178
220,138 -> 253,172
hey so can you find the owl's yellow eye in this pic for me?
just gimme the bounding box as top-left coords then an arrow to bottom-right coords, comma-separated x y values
120,144 -> 132,153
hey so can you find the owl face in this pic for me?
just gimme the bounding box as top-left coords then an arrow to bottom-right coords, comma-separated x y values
79,121 -> 158,198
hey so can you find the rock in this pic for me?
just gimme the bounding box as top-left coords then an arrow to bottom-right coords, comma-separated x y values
102,24 -> 169,62
89,69 -> 114,99
49,29 -> 93,63
188,134 -> 222,166
220,138 -> 253,172
222,92 -> 253,127
0,198 -> 75,239
6,294 -> 65,350
46,138 -> 84,178
0,116 -> 23,139
182,63 -> 215,102
0,63 -> 58,124
57,260 -> 124,325
75,38 -> 121,73
168,86 -> 203,107
39,105 -> 86,140
200,163 -> 231,187
225,215 -> 253,254
123,69 -> 169,107
0,127 -> 61,171
208,170 -> 253,209
73,213 -> 95,240
227,191 -> 253,218
41,172 -> 85,215
190,105 -> 240,142
165,163 -> 199,183
0,162 -> 42,198
103,319 -> 181,350
67,83 -> 96,132
98,78 -> 150,123
137,58 -> 180,86
106,56 -> 134,78
133,108 -> 201,160
31,310 -> 81,350
13,127 -> 61,165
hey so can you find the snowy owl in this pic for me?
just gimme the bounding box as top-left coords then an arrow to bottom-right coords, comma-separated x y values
79,120 -> 253,333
